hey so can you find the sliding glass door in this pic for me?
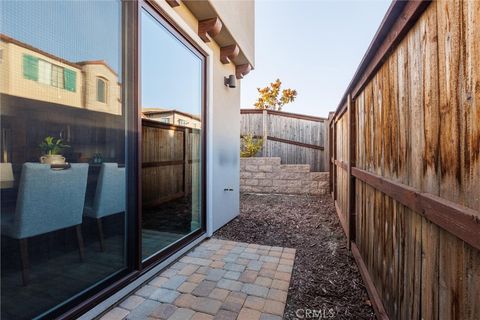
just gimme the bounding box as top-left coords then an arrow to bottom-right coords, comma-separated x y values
140,8 -> 205,261
0,1 -> 127,319
0,1 -> 207,318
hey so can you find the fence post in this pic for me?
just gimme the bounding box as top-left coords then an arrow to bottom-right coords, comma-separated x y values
324,117 -> 329,172
328,113 -> 334,194
327,114 -> 333,189
262,109 -> 268,157
183,127 -> 189,194
347,94 -> 356,247
332,118 -> 337,202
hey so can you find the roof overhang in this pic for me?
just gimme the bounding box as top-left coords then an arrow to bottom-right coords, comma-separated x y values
181,0 -> 254,78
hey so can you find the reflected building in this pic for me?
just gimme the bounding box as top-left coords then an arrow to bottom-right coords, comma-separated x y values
0,33 -> 125,167
142,108 -> 201,129
0,34 -> 121,116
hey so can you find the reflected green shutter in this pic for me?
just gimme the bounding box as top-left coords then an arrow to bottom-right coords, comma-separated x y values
64,69 -> 76,92
23,54 -> 38,81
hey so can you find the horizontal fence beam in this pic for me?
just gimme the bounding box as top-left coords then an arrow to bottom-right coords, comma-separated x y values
351,243 -> 390,320
240,135 -> 324,151
142,159 -> 199,168
266,136 -> 324,150
352,167 -> 480,251
240,108 -> 327,122
143,160 -> 184,168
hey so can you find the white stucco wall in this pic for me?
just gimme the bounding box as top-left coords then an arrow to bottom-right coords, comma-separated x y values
155,0 -> 251,235
209,41 -> 240,232
210,0 -> 255,66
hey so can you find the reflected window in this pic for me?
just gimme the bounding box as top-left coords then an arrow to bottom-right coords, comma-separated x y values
38,59 -> 51,84
22,54 -> 38,81
22,55 -> 73,91
97,77 -> 107,103
51,64 -> 64,88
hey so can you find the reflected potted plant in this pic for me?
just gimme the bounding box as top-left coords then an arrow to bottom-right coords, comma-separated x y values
39,136 -> 70,164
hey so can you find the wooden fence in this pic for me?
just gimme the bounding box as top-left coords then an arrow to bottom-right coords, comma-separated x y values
241,109 -> 328,171
330,1 -> 480,319
142,119 -> 200,208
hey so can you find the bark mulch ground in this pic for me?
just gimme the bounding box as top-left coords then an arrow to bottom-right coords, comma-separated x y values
213,193 -> 375,320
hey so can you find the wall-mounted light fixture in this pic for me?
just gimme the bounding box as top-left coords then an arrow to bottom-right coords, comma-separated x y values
224,75 -> 236,88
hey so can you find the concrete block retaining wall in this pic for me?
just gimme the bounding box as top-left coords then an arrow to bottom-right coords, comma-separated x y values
240,157 -> 329,195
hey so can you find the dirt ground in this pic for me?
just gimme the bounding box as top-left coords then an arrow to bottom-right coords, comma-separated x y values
213,193 -> 375,320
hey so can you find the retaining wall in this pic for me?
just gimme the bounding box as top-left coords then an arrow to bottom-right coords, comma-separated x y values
240,157 -> 329,195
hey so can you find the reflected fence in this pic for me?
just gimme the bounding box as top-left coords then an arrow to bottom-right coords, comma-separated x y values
141,119 -> 200,209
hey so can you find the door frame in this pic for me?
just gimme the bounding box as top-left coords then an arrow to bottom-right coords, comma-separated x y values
138,0 -> 208,269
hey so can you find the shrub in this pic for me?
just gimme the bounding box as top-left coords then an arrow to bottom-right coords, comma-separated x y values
240,133 -> 263,157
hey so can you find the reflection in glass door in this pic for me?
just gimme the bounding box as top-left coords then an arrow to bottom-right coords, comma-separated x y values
141,9 -> 204,260
0,1 -> 127,319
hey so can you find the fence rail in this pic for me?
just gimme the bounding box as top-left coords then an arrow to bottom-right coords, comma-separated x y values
329,1 -> 480,319
241,109 -> 328,171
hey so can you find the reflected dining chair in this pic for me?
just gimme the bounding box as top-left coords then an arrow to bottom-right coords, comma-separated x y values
84,163 -> 125,251
1,163 -> 89,285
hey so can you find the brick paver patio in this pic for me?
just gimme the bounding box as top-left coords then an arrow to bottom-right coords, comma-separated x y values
100,239 -> 295,320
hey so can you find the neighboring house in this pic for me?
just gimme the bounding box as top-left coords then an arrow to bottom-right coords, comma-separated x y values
0,34 -> 122,115
0,1 -> 254,319
142,108 -> 202,128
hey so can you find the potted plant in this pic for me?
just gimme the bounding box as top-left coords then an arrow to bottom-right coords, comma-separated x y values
39,136 -> 70,164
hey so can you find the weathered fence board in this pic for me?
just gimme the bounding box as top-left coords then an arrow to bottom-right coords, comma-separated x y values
241,109 -> 328,171
330,1 -> 480,319
334,114 -> 349,236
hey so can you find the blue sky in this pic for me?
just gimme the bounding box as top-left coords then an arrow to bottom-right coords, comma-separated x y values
240,0 -> 391,118
1,0 -> 121,72
141,9 -> 202,115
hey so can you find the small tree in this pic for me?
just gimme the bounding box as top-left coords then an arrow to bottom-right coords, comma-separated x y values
254,79 -> 297,111
240,134 -> 263,157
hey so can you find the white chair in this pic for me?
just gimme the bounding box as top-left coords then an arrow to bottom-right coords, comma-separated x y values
84,163 -> 125,251
1,163 -> 89,285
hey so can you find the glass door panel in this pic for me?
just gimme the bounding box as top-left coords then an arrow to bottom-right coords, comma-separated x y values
141,9 -> 204,260
0,1 -> 126,319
